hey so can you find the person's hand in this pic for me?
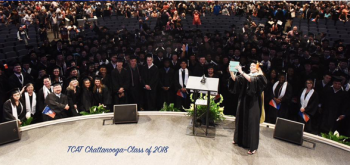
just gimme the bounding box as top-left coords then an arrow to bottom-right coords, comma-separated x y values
74,105 -> 77,109
337,115 -> 345,121
28,38 -> 30,40
274,98 -> 281,104
145,85 -> 151,90
118,87 -> 124,93
230,71 -> 236,81
300,108 -> 305,113
21,86 -> 26,93
235,65 -> 242,74
18,121 -> 22,125
19,39 -> 23,41
65,104 -> 70,110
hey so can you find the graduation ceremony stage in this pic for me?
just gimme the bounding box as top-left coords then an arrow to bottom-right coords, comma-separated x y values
0,112 -> 350,165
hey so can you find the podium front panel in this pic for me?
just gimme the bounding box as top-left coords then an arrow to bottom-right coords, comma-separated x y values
186,76 -> 219,92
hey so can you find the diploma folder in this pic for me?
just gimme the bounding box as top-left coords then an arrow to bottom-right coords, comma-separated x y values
42,106 -> 56,118
229,61 -> 239,72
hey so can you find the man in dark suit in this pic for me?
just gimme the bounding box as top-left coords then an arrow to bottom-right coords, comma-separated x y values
8,63 -> 33,90
107,54 -> 118,74
44,82 -> 69,121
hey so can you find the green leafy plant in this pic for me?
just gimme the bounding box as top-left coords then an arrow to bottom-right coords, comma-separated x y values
160,102 -> 181,112
21,117 -> 33,127
80,105 -> 110,115
185,93 -> 225,123
321,131 -> 350,146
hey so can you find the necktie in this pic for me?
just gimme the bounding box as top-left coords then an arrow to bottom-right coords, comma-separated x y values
18,75 -> 23,84
182,69 -> 186,88
97,88 -> 99,93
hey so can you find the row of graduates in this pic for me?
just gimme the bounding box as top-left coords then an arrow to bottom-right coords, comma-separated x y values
3,56 -> 350,137
258,72 -> 350,136
1,55 -> 216,123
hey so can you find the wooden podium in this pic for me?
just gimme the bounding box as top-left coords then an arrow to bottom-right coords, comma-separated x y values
186,75 -> 219,137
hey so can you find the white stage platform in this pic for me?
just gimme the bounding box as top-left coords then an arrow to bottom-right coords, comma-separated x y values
0,112 -> 350,165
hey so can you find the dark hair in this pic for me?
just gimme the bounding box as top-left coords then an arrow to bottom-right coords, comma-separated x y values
10,92 -> 21,106
305,79 -> 314,88
24,83 -> 34,91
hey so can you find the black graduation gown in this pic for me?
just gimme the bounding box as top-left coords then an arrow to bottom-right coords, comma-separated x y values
233,74 -> 267,151
111,68 -> 130,104
192,64 -> 207,77
65,87 -> 81,117
3,99 -> 26,122
36,87 -> 52,120
44,93 -> 68,121
158,67 -> 175,109
174,68 -> 191,110
268,82 -> 293,123
141,65 -> 159,110
126,65 -> 143,109
298,90 -> 319,133
100,74 -> 112,91
79,87 -> 93,112
222,73 -> 237,116
93,86 -> 111,110
320,87 -> 349,134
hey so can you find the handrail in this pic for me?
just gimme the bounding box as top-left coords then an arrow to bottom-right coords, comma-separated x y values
19,111 -> 350,152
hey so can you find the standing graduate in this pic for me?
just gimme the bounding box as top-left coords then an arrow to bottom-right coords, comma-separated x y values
79,77 -> 93,112
141,55 -> 159,110
268,73 -> 293,123
44,82 -> 69,121
65,77 -> 81,117
3,88 -> 27,124
174,59 -> 191,110
21,83 -> 40,123
111,58 -> 130,104
298,79 -> 319,133
36,75 -> 53,121
158,58 -> 175,109
92,76 -> 111,110
97,65 -> 112,91
230,61 -> 267,155
320,76 -> 349,134
127,56 -> 143,110
313,73 -> 332,133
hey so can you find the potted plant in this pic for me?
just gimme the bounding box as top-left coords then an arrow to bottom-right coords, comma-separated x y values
80,105 -> 110,115
321,131 -> 350,146
185,93 -> 225,126
160,102 -> 181,112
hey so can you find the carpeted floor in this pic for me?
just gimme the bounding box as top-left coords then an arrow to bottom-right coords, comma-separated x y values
0,115 -> 349,165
